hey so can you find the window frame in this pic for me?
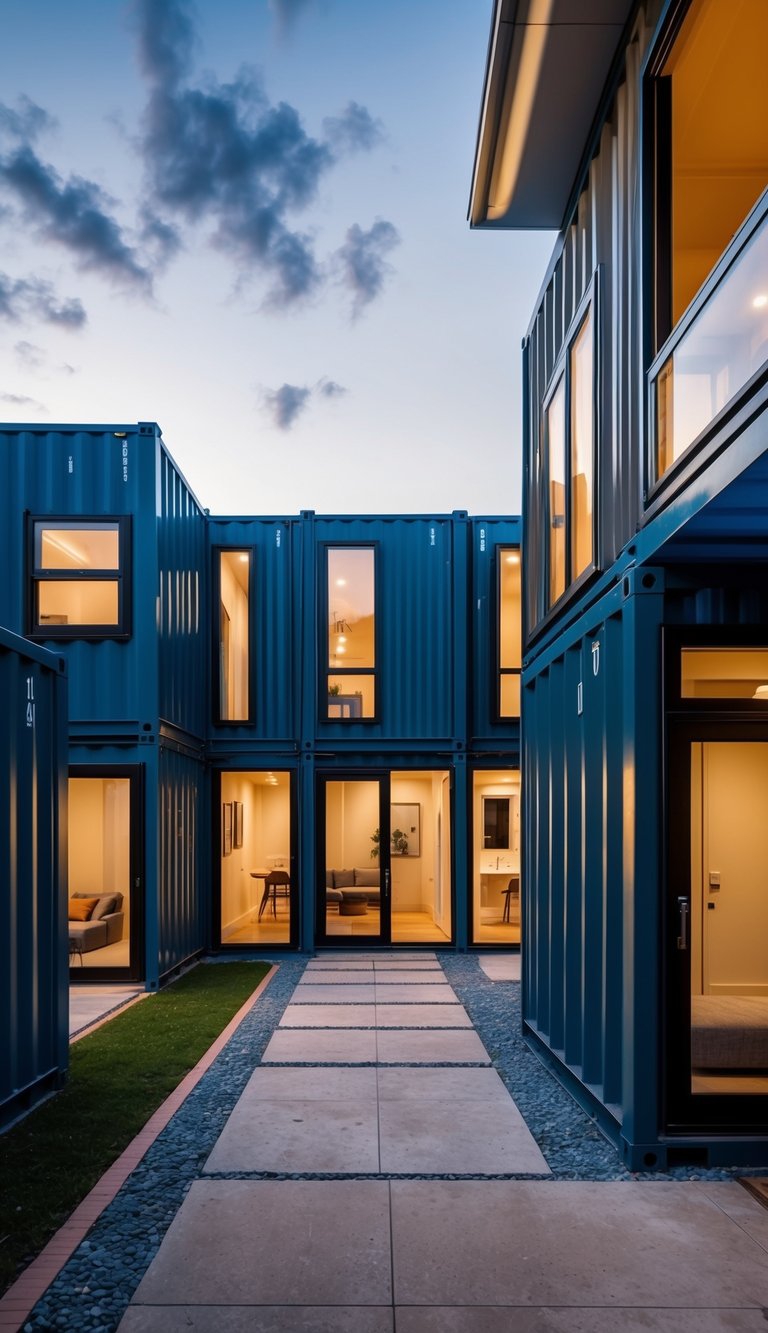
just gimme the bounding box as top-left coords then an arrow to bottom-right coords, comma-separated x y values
28,515 -> 131,641
321,542 -> 379,725
212,546 -> 255,726
540,278 -> 599,621
495,545 -> 521,722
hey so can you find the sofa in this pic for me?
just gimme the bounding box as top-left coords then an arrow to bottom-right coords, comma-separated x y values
326,868 -> 380,909
68,890 -> 125,953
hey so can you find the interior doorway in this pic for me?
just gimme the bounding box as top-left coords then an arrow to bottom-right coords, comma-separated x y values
217,770 -> 295,947
471,769 -> 521,944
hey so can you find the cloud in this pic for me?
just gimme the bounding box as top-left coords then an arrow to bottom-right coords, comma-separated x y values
1,391 -> 47,412
0,96 -> 55,144
0,146 -> 151,291
317,378 -> 346,399
0,273 -> 87,328
262,382 -> 312,430
323,102 -> 384,154
334,218 -> 400,317
140,207 -> 183,268
14,340 -> 44,369
269,0 -> 313,35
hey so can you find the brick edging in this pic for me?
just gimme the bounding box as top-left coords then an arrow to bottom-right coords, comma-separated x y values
0,964 -> 278,1332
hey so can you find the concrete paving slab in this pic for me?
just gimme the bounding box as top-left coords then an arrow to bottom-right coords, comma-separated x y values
280,1005 -> 378,1028
69,985 -> 143,1036
394,1310 -> 768,1332
478,954 -> 520,982
261,1029 -> 377,1063
204,1098 -> 380,1174
120,1308 -> 394,1332
305,961 -> 375,971
380,1095 -> 549,1175
377,1068 -> 511,1102
374,1005 -> 472,1028
373,971 -> 448,984
372,984 -> 457,1003
318,953 -> 437,961
390,1181 -> 768,1307
372,960 -> 441,970
234,1067 -> 378,1100
696,1180 -> 768,1253
375,1030 -> 491,1064
131,1180 -> 392,1306
299,971 -> 377,983
293,984 -> 377,1003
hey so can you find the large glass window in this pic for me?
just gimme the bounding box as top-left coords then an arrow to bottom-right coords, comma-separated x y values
68,775 -> 131,970
218,550 -> 250,722
544,301 -> 595,611
498,548 -> 521,718
220,771 -> 292,945
31,519 -> 127,637
326,547 -> 375,719
390,771 -> 452,944
651,0 -> 768,480
472,770 -> 521,944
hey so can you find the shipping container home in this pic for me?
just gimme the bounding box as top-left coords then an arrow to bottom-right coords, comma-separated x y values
1,424 -> 522,975
471,0 -> 768,1166
0,626 -> 68,1128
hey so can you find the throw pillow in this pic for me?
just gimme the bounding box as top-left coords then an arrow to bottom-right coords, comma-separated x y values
91,895 -> 118,920
68,897 -> 100,921
333,869 -> 355,889
354,869 -> 380,887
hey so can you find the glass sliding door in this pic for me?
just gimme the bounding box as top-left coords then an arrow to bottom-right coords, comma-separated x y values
319,776 -> 390,944
218,771 -> 294,946
471,769 -> 521,944
390,770 -> 452,944
68,767 -> 142,978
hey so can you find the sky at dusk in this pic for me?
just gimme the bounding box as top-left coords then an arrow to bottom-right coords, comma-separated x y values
0,0 -> 554,516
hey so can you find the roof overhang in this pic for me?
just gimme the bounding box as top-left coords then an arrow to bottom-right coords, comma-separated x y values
469,0 -> 636,230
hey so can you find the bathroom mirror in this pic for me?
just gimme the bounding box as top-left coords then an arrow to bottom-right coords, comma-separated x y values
483,796 -> 510,849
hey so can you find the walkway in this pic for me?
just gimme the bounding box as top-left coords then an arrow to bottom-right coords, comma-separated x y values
113,953 -> 768,1331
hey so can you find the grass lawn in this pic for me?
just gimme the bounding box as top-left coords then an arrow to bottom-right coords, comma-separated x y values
0,960 -> 270,1296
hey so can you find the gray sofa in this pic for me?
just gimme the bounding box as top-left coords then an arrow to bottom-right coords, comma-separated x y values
68,890 -> 125,953
326,868 -> 380,909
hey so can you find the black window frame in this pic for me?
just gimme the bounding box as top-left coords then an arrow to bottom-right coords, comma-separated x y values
495,545 -> 521,722
321,542 -> 379,725
212,546 -> 255,726
540,277 -> 599,620
28,515 -> 131,641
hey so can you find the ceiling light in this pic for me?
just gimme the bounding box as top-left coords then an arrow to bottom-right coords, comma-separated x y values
506,553 -> 520,565
753,294 -> 768,309
239,553 -> 248,563
753,684 -> 768,700
338,635 -> 347,643
336,645 -> 346,654
335,578 -> 347,587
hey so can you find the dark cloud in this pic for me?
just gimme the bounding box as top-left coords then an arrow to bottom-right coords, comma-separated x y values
334,219 -> 400,317
140,207 -> 183,268
0,273 -> 87,328
317,378 -> 346,399
0,146 -> 151,291
0,96 -> 55,144
263,382 -> 312,430
131,0 -> 196,85
323,102 -> 384,155
269,0 -> 312,35
1,391 -> 47,412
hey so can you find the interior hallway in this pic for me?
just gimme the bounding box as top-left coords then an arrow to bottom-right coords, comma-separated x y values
117,953 -> 768,1331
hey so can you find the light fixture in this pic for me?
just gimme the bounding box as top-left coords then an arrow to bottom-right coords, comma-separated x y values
335,578 -> 347,587
506,553 -> 520,565
336,645 -> 346,654
753,684 -> 768,700
753,294 -> 768,309
239,553 -> 248,563
338,635 -> 347,644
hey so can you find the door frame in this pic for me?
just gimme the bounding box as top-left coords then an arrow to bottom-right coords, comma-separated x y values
315,770 -> 392,947
67,763 -> 144,982
665,717 -> 768,1133
212,767 -> 299,951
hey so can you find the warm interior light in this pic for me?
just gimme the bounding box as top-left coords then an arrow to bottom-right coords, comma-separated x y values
753,684 -> 768,699
753,294 -> 768,309
335,578 -> 347,587
336,645 -> 346,654
239,553 -> 248,563
338,635 -> 347,643
42,532 -> 89,565
506,553 -> 520,565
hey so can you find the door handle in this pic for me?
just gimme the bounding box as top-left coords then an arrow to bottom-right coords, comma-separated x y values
384,869 -> 390,900
676,896 -> 690,951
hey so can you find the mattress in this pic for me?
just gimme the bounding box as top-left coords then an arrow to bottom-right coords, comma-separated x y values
691,995 -> 768,1069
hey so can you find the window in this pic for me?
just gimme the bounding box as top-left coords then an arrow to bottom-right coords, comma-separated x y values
544,300 -> 595,610
217,550 -> 251,722
498,547 -> 521,718
326,547 -> 376,719
30,519 -> 129,638
651,0 -> 768,481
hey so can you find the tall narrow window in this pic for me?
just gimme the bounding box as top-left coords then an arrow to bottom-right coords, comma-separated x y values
498,547 -> 521,718
30,519 -> 128,637
547,377 -> 566,607
218,551 -> 250,721
544,299 -> 596,611
570,306 -> 594,580
326,547 -> 376,719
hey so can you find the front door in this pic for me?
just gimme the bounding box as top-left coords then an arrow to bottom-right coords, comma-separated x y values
667,724 -> 768,1131
68,765 -> 143,981
317,775 -> 391,945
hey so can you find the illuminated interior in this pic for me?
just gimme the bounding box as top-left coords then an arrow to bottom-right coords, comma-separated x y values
68,776 -> 131,969
569,308 -> 594,581
327,548 -> 375,718
472,769 -> 521,944
219,551 -> 250,721
220,771 -> 292,945
547,378 -> 566,607
499,548 -> 521,717
681,648 -> 768,699
34,521 -> 121,629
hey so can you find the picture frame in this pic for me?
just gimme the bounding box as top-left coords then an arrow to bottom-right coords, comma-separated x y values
233,800 -> 244,849
390,802 -> 420,857
222,801 -> 233,856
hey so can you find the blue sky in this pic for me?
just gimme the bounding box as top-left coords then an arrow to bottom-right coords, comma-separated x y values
0,0 -> 554,516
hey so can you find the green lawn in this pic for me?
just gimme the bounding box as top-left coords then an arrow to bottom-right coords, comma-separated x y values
0,960 -> 270,1296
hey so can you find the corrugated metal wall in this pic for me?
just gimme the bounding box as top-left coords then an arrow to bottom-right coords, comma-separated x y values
157,745 -> 205,981
522,574 -> 664,1144
523,1 -> 662,641
0,627 -> 67,1126
157,442 -> 207,739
